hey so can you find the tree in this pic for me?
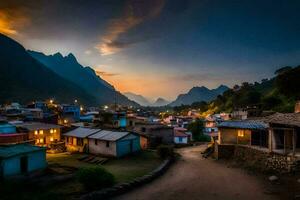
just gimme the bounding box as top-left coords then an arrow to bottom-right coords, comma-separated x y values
276,66 -> 300,99
76,166 -> 115,190
188,119 -> 207,141
275,66 -> 293,75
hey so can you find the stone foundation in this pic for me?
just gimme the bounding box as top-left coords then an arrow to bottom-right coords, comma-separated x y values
215,144 -> 294,173
214,144 -> 235,159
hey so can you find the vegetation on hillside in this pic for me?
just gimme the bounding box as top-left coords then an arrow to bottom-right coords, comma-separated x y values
173,65 -> 300,114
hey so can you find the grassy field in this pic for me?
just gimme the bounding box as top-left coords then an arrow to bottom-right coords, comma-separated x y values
1,151 -> 162,200
47,150 -> 161,182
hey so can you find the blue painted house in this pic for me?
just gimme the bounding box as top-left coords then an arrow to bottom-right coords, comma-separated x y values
112,112 -> 127,128
0,144 -> 47,178
0,121 -> 16,134
88,130 -> 140,157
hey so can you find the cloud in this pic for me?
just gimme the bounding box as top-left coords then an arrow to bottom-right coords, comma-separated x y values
96,0 -> 165,55
84,50 -> 92,55
95,70 -> 120,77
0,7 -> 30,36
168,73 -> 224,82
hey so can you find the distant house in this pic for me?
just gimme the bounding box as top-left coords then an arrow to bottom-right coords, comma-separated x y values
174,127 -> 189,144
0,121 -> 16,134
0,121 -> 28,145
64,127 -> 100,153
0,144 -> 46,178
88,130 -> 140,157
23,108 -> 44,120
204,117 -> 219,138
231,110 -> 248,120
133,123 -> 173,148
16,122 -> 62,146
112,112 -> 127,128
58,104 -> 80,126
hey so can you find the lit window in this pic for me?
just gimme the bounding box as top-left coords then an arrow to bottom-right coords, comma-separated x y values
64,119 -> 68,124
50,137 -> 54,142
54,129 -> 57,133
39,138 -> 44,143
50,129 -> 54,133
39,130 -> 44,135
34,130 -> 38,135
238,130 -> 245,137
36,139 -> 39,143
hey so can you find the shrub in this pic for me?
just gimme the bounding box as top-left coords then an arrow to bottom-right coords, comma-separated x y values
157,145 -> 174,159
76,166 -> 115,190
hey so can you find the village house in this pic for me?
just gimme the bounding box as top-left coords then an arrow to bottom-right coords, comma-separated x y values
0,121 -> 29,145
204,116 -> 220,139
64,127 -> 101,153
64,127 -> 141,157
88,130 -> 140,157
215,111 -> 300,172
16,122 -> 62,147
133,123 -> 174,148
58,104 -> 80,126
174,127 -> 189,144
0,144 -> 46,178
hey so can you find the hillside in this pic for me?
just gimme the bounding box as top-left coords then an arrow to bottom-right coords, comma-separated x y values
173,66 -> 300,114
169,85 -> 229,106
0,33 -> 97,105
29,51 -> 138,106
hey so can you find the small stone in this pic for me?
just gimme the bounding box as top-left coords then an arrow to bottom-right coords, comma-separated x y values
297,179 -> 300,183
269,175 -> 279,182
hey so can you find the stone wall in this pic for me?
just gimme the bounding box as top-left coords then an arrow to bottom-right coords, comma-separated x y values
214,144 -> 235,159
234,146 -> 293,173
215,144 -> 294,173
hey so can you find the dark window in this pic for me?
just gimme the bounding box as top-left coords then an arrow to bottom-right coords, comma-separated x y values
106,141 -> 110,147
95,139 -> 98,145
179,137 -> 183,142
141,127 -> 146,132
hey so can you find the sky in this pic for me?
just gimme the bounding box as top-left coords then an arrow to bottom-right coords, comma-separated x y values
0,0 -> 300,101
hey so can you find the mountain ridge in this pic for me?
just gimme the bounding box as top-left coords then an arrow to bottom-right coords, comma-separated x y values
29,50 -> 138,106
0,33 -> 97,105
169,85 -> 229,106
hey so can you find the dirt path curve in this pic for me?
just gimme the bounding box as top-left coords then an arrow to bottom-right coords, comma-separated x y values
114,145 -> 278,200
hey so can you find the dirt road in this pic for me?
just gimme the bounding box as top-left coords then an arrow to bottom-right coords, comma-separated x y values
114,145 -> 277,200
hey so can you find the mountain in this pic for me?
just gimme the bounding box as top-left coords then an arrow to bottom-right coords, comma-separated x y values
124,92 -> 151,106
28,50 -> 138,106
169,85 -> 229,106
152,98 -> 170,107
0,33 -> 98,105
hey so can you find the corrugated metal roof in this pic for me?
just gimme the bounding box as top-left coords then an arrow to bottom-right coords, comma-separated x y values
64,127 -> 101,138
218,121 -> 268,130
0,144 -> 45,158
16,122 -> 61,131
88,130 -> 130,141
